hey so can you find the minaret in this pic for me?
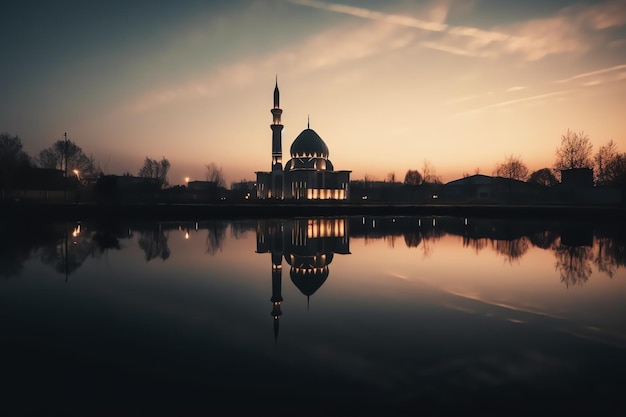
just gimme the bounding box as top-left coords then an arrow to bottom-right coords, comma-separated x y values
271,77 -> 283,172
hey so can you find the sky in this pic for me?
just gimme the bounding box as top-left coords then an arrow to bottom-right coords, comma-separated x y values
2,0 -> 626,185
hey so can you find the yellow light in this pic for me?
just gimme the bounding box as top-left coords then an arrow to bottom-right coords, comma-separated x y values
185,231 -> 190,240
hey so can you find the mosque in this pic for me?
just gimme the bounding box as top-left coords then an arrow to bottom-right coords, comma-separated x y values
256,80 -> 351,200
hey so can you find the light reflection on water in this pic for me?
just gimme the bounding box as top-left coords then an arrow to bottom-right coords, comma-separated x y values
1,216 -> 626,415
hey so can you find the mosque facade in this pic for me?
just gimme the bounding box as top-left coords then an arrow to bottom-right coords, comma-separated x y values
256,80 -> 351,200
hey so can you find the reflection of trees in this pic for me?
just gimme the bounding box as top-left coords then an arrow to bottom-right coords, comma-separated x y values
404,231 -> 422,248
491,237 -> 530,264
594,237 -> 626,278
528,231 -> 559,250
138,228 -> 170,262
554,243 -> 594,287
38,228 -> 96,277
206,221 -> 227,256
230,220 -> 255,240
403,227 -> 445,258
463,237 -> 489,254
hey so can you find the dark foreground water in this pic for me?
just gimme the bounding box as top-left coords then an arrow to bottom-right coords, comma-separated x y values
2,216 -> 626,416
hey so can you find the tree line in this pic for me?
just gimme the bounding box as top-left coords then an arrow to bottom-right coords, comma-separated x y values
398,130 -> 626,187
0,133 -> 226,191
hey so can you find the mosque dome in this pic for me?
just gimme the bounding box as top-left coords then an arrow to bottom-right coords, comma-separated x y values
284,157 -> 334,171
290,128 -> 329,159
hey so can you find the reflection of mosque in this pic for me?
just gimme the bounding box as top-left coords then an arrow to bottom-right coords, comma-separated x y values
256,218 -> 350,341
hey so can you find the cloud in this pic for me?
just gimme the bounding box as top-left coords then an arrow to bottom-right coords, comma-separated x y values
420,40 -> 484,57
121,19 -> 417,114
453,90 -> 571,118
287,0 -> 447,32
555,63 -> 626,83
506,86 -> 527,92
288,0 -> 626,61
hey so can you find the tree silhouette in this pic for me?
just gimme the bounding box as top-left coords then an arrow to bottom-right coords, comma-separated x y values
528,168 -> 558,187
138,157 -> 170,189
0,133 -> 32,190
493,154 -> 529,181
205,162 -> 226,188
594,140 -> 626,185
404,169 -> 422,185
422,160 -> 441,184
554,130 -> 593,171
38,138 -> 97,178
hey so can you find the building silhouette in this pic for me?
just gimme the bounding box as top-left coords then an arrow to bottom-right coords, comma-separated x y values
256,79 -> 351,200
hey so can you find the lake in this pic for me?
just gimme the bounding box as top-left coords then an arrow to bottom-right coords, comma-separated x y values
2,216 -> 626,416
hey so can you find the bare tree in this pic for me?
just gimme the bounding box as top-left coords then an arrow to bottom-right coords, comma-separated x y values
422,160 -> 441,184
138,157 -> 170,188
386,172 -> 397,183
205,162 -> 226,188
554,129 -> 593,171
528,168 -> 558,187
594,140 -> 625,185
493,154 -> 529,181
38,137 -> 97,178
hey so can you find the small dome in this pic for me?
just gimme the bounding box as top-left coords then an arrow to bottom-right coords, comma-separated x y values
290,128 -> 329,159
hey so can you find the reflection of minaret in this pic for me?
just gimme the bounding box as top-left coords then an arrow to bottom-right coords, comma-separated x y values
271,253 -> 283,343
257,218 -> 350,340
270,76 -> 284,198
257,220 -> 285,343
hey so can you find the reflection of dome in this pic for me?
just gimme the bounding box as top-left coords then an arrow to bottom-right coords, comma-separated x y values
290,267 -> 329,296
290,129 -> 329,159
286,253 -> 333,296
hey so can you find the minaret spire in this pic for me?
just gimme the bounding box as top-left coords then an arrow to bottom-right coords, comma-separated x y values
270,77 -> 284,198
307,115 -> 310,129
273,75 -> 280,109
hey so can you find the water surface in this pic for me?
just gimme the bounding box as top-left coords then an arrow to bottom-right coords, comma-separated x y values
2,216 -> 626,415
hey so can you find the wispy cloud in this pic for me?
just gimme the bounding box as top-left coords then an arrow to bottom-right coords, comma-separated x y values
289,0 -> 626,62
506,86 -> 527,92
121,19 -> 416,114
287,0 -> 447,32
555,63 -> 626,83
453,90 -> 571,118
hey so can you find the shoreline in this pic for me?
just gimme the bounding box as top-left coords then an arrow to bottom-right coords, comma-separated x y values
1,201 -> 624,222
